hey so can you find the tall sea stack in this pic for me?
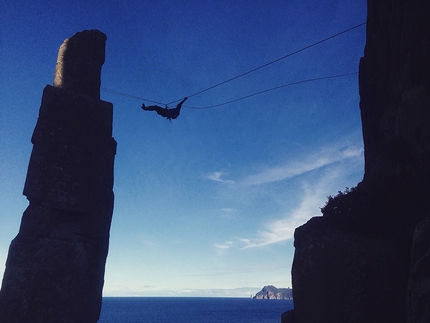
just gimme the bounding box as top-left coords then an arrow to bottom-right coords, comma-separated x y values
289,1 -> 430,323
0,30 -> 116,323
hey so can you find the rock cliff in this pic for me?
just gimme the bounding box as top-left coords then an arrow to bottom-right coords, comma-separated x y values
0,30 -> 116,323
289,1 -> 430,323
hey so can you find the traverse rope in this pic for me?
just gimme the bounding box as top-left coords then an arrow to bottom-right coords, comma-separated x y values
165,21 -> 366,105
184,72 -> 358,109
100,22 -> 365,109
103,72 -> 358,110
100,88 -> 166,106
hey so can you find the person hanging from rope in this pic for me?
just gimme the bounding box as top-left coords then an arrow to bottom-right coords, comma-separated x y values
141,97 -> 188,120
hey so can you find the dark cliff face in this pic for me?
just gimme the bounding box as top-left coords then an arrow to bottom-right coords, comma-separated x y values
289,1 -> 430,323
360,1 -> 430,183
0,30 -> 116,323
54,30 -> 106,99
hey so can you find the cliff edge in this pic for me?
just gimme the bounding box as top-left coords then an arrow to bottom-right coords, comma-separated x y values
289,1 -> 430,323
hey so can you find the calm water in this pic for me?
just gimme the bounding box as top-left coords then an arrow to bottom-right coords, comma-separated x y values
99,297 -> 293,323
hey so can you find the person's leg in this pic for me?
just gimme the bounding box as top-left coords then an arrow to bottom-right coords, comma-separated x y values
142,104 -> 169,117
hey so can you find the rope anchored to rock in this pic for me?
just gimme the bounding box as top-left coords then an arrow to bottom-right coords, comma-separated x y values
100,22 -> 365,121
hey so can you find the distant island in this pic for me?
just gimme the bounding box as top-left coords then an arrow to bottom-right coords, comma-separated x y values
252,285 -> 293,300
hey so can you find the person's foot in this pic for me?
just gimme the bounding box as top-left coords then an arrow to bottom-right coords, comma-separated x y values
141,103 -> 148,110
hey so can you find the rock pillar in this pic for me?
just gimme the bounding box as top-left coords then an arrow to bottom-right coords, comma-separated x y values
0,30 -> 116,323
290,1 -> 430,323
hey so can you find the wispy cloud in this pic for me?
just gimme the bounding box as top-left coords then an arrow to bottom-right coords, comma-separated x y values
214,241 -> 234,249
206,144 -> 362,188
213,240 -> 234,256
210,142 -> 363,250
207,171 -> 235,184
239,145 -> 362,186
239,165 -> 355,249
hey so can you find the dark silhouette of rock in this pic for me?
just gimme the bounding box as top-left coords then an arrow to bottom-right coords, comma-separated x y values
407,216 -> 430,323
54,29 -> 106,99
0,30 -> 116,323
360,1 -> 430,182
293,217 -> 405,322
291,1 -> 430,322
281,310 -> 295,323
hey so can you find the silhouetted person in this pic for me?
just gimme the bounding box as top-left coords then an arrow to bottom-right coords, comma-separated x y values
141,97 -> 188,120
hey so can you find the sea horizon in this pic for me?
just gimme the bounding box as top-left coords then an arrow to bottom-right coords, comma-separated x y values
99,296 -> 293,323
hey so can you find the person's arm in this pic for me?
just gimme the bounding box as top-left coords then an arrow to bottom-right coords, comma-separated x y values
177,97 -> 188,107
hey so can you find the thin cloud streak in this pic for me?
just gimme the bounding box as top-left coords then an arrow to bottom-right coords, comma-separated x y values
214,241 -> 233,249
239,145 -> 362,187
210,143 -> 363,250
240,165 -> 357,249
207,172 -> 235,184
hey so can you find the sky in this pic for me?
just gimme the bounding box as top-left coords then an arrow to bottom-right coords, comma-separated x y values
0,0 -> 367,297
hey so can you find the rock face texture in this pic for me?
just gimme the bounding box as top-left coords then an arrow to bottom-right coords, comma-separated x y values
408,216 -> 430,323
0,30 -> 116,323
291,1 -> 430,323
54,30 -> 106,99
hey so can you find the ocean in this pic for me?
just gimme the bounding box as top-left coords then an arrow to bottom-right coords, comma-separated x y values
99,297 -> 293,323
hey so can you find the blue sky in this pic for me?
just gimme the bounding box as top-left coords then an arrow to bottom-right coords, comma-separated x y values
0,0 -> 366,297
